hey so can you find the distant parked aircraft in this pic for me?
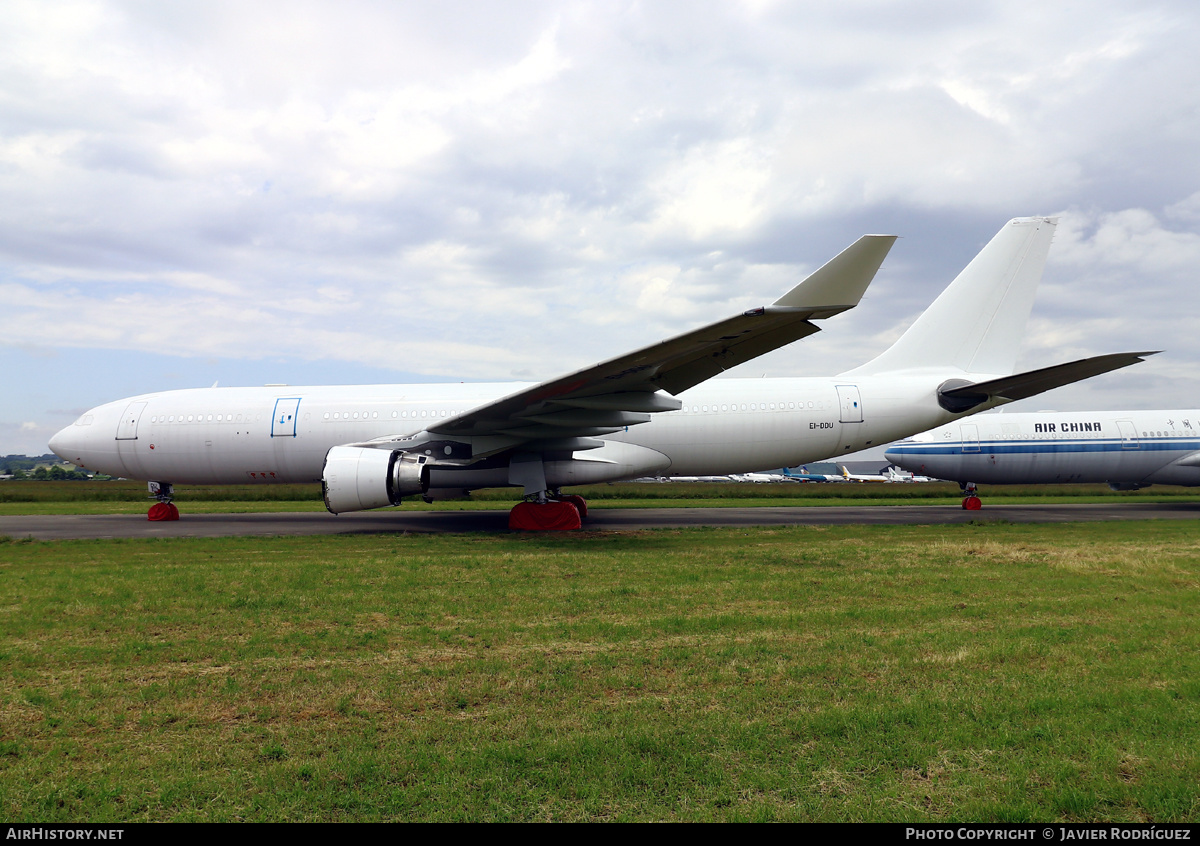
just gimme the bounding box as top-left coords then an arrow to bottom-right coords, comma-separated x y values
781,466 -> 847,483
731,472 -> 799,483
837,465 -> 890,482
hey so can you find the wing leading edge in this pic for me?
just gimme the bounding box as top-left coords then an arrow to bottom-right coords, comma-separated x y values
358,233 -> 897,454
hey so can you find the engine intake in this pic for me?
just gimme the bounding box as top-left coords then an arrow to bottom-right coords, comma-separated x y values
322,446 -> 428,514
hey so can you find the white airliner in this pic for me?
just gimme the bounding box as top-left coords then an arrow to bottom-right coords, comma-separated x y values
49,217 -> 1154,528
780,466 -> 847,483
731,472 -> 798,483
837,465 -> 890,482
885,409 -> 1200,506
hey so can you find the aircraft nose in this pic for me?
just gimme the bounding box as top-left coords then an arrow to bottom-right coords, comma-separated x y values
48,424 -> 73,459
48,408 -> 128,477
50,410 -> 101,464
884,446 -> 919,471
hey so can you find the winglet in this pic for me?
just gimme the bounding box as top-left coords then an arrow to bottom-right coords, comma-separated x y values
771,234 -> 897,315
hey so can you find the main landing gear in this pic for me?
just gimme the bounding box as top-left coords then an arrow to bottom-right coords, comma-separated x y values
960,481 -> 982,510
508,489 -> 589,531
147,481 -> 179,521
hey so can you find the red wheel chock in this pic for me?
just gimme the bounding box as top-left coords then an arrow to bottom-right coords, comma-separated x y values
558,494 -> 588,518
962,495 -> 982,511
509,500 -> 582,531
148,502 -> 180,521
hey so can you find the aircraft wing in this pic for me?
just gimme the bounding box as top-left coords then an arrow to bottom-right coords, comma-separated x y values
938,351 -> 1160,412
357,234 -> 896,452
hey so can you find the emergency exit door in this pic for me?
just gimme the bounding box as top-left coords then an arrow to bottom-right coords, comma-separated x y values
271,398 -> 301,437
115,401 -> 147,440
835,385 -> 863,423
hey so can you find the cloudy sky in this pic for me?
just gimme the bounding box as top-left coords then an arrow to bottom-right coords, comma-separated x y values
4,0 -> 1200,456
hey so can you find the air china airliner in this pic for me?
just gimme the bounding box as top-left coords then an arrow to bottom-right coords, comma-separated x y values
49,217 -> 1154,529
886,410 -> 1200,508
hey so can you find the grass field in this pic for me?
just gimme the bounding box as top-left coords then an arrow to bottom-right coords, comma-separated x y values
2,521 -> 1199,821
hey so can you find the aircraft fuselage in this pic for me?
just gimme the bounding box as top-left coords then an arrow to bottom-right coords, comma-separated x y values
886,410 -> 1200,488
53,373 -> 971,489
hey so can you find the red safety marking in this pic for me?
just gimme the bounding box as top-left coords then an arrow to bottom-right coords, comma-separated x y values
558,494 -> 588,518
509,500 -> 581,531
148,502 -> 180,521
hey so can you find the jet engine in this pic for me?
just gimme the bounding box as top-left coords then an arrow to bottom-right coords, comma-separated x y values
322,446 -> 428,514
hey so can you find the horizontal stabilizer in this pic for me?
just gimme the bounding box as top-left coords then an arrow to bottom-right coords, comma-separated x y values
938,351 -> 1159,413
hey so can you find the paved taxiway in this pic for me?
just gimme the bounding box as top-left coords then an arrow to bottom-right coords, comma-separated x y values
3,502 -> 1198,540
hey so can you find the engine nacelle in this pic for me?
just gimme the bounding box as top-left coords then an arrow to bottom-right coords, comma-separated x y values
1108,481 -> 1147,492
322,446 -> 428,514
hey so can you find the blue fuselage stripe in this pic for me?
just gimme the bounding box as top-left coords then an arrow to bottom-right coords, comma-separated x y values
887,439 -> 1200,457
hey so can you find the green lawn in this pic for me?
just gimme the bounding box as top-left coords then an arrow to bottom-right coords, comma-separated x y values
2,521 -> 1198,821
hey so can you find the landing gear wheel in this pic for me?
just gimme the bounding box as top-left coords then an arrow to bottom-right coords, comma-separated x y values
962,495 -> 982,510
148,502 -> 180,521
146,481 -> 178,521
558,494 -> 588,518
509,500 -> 582,531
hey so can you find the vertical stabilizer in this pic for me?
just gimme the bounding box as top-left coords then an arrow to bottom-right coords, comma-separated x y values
846,217 -> 1057,377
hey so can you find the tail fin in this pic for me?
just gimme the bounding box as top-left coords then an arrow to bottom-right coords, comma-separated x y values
847,217 -> 1057,377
